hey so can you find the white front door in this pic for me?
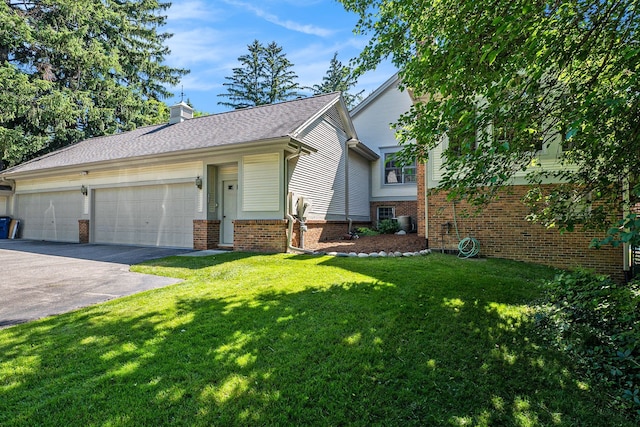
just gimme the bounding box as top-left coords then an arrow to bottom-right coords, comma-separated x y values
222,180 -> 237,244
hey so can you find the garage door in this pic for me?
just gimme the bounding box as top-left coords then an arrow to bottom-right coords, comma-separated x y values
94,183 -> 195,248
0,196 -> 7,216
16,191 -> 82,242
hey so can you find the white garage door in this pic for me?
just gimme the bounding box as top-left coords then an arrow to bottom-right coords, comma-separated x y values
17,191 -> 82,242
94,183 -> 195,248
0,196 -> 7,216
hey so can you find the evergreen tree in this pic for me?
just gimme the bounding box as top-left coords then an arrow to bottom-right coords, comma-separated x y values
0,0 -> 188,167
218,40 -> 301,109
312,52 -> 363,109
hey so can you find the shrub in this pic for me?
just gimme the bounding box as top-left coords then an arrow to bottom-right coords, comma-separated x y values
535,270 -> 640,419
377,219 -> 400,234
356,227 -> 379,236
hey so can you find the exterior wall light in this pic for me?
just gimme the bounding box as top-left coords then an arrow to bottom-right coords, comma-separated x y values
81,185 -> 88,196
195,176 -> 203,189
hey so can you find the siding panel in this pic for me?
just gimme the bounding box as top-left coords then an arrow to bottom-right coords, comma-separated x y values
290,118 -> 346,219
242,153 -> 280,211
348,153 -> 370,218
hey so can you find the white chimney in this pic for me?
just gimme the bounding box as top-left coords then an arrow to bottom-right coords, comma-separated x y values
169,101 -> 194,124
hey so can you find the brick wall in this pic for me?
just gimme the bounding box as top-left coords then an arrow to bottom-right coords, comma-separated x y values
78,220 -> 89,244
423,185 -> 624,280
370,201 -> 418,229
416,162 -> 426,237
233,220 -> 289,253
231,219 -> 372,253
302,220 -> 370,247
193,220 -> 220,250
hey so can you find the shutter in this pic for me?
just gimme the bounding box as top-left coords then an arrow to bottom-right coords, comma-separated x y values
430,137 -> 446,182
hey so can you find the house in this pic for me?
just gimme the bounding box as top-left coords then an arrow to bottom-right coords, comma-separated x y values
414,97 -> 625,281
0,93 -> 378,252
350,74 -> 418,230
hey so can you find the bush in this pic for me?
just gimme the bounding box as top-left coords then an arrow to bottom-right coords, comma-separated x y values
356,227 -> 379,236
377,219 -> 400,234
535,270 -> 640,419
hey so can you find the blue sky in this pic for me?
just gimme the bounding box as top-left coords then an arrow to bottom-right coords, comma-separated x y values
162,0 -> 397,114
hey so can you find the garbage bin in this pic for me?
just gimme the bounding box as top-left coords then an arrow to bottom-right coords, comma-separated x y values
0,216 -> 11,239
397,215 -> 413,232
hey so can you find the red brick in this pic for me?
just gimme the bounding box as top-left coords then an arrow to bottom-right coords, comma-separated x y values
418,183 -> 624,281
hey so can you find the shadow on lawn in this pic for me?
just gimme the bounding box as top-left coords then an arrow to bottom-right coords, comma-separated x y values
136,251 -> 259,271
0,255 -> 633,426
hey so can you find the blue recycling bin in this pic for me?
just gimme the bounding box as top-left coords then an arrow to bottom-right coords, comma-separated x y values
0,216 -> 10,239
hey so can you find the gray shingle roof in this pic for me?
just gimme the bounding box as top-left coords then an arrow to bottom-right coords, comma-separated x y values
3,92 -> 341,175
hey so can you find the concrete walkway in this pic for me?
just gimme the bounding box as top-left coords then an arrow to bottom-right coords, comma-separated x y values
0,240 -> 192,329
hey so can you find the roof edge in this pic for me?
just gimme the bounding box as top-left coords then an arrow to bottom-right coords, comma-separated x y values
350,72 -> 400,117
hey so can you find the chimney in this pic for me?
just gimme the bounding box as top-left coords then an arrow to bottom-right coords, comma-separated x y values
169,101 -> 194,124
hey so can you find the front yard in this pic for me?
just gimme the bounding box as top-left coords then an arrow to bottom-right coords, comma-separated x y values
0,253 -> 634,426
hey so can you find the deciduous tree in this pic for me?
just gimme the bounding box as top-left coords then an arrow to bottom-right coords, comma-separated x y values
339,0 -> 640,235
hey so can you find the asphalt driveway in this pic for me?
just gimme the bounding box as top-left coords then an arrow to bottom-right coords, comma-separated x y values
0,240 -> 192,329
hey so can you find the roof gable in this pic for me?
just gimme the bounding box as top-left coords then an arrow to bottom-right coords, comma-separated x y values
350,73 -> 400,117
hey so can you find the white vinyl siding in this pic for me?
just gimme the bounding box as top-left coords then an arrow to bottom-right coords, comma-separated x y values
0,196 -> 7,216
93,183 -> 195,248
242,153 -> 280,211
348,153 -> 370,218
290,118 -> 347,219
351,78 -> 416,201
16,191 -> 82,242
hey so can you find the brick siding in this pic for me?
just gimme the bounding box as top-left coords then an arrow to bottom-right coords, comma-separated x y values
233,220 -> 289,253
420,184 -> 624,281
370,201 -> 418,229
302,220 -> 370,246
231,219 -> 372,253
416,162 -> 426,237
193,220 -> 220,250
78,220 -> 89,244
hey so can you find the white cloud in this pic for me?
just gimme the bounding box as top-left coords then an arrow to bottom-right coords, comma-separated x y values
166,0 -> 224,22
165,28 -> 241,66
222,0 -> 335,37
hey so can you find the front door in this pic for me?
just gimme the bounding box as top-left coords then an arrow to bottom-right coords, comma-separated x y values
222,180 -> 237,244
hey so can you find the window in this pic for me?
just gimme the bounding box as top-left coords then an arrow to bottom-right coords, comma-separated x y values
384,153 -> 416,184
447,120 -> 476,155
377,206 -> 395,222
494,118 -> 544,152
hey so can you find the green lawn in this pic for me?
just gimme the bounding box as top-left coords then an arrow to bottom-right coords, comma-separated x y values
0,253 -> 634,426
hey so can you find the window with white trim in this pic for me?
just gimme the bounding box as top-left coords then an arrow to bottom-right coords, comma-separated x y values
377,206 -> 395,222
384,152 -> 416,184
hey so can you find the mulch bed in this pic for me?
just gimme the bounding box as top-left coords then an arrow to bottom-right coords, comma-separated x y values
307,233 -> 427,254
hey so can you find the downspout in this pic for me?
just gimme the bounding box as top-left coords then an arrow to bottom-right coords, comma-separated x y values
623,175 -> 631,280
424,159 -> 429,244
345,138 -> 351,232
285,148 -> 314,254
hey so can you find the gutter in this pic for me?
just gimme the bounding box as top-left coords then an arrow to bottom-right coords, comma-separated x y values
0,177 -> 16,193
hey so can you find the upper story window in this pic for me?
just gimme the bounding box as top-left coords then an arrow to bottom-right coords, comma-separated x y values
384,152 -> 416,184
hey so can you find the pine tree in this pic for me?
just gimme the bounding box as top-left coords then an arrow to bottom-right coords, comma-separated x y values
218,40 -> 301,109
312,53 -> 363,109
0,0 -> 188,167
